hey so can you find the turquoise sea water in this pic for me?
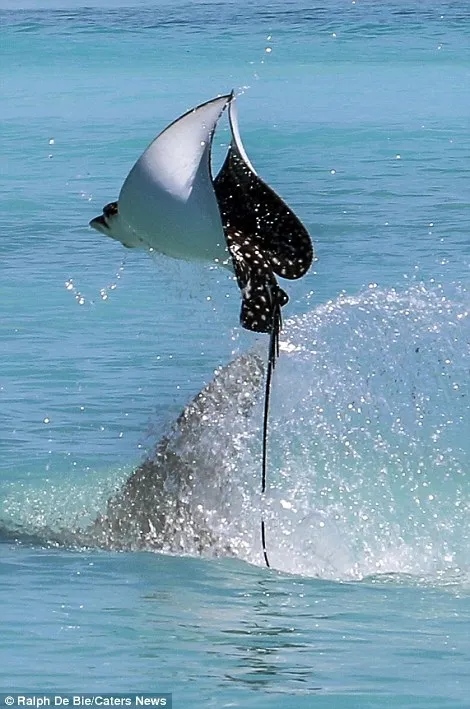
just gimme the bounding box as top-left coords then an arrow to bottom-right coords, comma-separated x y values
2,0 -> 470,706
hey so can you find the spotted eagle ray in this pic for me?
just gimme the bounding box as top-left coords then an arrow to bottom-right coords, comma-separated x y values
90,93 -> 314,565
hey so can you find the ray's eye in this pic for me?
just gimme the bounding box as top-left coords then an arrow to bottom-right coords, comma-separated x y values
103,201 -> 118,218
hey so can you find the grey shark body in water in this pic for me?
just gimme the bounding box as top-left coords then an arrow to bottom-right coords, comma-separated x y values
1,351 -> 264,554
90,350 -> 264,553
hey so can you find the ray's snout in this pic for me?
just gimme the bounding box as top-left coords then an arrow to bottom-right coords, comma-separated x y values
89,213 -> 107,234
88,201 -> 138,247
90,201 -> 119,235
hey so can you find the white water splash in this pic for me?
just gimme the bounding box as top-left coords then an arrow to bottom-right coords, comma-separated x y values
2,281 -> 470,587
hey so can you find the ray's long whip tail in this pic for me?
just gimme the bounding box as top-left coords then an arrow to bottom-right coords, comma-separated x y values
260,297 -> 282,568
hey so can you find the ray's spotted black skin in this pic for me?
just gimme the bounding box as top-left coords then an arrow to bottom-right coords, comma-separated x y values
225,227 -> 288,333
214,142 -> 313,334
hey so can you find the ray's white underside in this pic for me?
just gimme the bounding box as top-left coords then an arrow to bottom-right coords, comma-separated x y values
92,93 -> 252,265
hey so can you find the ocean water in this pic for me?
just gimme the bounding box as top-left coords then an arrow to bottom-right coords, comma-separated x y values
2,0 -> 470,706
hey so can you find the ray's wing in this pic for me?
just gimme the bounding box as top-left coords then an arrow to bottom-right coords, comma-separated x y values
214,99 -> 314,281
116,94 -> 232,260
214,97 -> 313,336
122,93 -> 233,203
